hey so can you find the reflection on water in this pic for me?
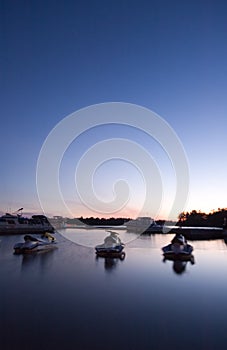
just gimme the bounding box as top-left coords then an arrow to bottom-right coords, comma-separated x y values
163,255 -> 195,275
96,252 -> 126,272
1,230 -> 227,350
60,227 -> 138,247
21,247 -> 58,271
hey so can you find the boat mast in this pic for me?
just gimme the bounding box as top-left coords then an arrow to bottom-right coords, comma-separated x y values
12,208 -> 23,217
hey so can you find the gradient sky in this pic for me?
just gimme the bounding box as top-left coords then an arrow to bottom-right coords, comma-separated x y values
1,0 -> 227,219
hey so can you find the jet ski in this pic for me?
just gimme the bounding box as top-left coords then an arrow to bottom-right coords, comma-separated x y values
162,234 -> 193,261
14,233 -> 57,254
95,231 -> 125,259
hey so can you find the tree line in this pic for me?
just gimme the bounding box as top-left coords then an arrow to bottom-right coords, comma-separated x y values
65,208 -> 227,228
178,208 -> 227,228
67,217 -> 131,226
67,217 -> 166,226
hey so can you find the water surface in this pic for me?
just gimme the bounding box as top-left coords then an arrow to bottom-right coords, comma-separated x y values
1,230 -> 227,350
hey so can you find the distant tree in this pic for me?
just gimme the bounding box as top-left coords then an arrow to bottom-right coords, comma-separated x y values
178,212 -> 188,222
177,208 -> 227,227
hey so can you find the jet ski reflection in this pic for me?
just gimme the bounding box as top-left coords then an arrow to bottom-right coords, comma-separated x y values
163,255 -> 195,275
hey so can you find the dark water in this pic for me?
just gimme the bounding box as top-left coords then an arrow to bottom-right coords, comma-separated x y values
1,231 -> 227,350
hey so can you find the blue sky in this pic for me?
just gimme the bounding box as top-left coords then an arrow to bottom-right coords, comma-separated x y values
1,0 -> 227,219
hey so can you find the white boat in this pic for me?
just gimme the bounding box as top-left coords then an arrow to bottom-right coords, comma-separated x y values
125,217 -> 153,230
14,233 -> 57,254
125,217 -> 163,233
48,216 -> 66,230
0,208 -> 54,235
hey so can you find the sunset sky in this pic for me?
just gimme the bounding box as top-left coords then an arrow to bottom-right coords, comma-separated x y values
1,0 -> 227,220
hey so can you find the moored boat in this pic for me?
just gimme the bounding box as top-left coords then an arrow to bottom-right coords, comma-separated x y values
162,234 -> 193,260
95,231 -> 125,259
14,233 -> 57,254
143,221 -> 163,233
125,217 -> 163,233
125,217 -> 154,231
0,208 -> 54,235
48,216 -> 66,230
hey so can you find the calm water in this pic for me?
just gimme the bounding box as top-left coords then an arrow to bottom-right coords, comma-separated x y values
1,229 -> 227,350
